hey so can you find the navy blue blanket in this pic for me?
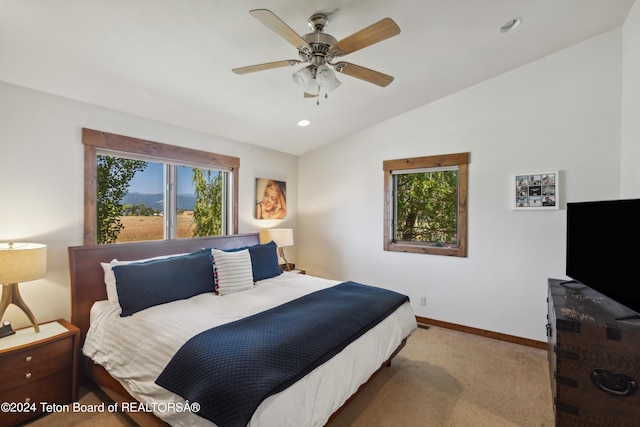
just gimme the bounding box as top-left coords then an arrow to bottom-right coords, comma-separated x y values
155,281 -> 409,427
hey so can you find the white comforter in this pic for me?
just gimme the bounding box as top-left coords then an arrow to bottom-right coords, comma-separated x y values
83,272 -> 417,426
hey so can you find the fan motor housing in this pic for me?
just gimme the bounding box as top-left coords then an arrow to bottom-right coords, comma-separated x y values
300,32 -> 338,63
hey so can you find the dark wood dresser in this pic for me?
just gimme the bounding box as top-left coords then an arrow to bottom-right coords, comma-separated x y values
547,278 -> 640,426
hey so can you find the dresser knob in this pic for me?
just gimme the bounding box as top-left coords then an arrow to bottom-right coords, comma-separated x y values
25,372 -> 32,379
25,355 -> 32,362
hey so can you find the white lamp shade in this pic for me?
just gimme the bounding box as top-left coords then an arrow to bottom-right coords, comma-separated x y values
316,64 -> 336,86
292,66 -> 314,90
0,243 -> 47,283
315,64 -> 341,94
293,66 -> 323,95
324,75 -> 341,92
260,229 -> 294,247
304,82 -> 320,96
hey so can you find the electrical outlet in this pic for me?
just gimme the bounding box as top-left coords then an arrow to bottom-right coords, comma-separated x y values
419,295 -> 427,306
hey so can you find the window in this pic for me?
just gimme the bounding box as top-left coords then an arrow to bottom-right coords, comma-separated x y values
83,128 -> 239,245
383,152 -> 469,257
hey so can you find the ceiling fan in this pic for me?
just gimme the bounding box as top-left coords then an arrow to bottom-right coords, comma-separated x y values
232,9 -> 401,100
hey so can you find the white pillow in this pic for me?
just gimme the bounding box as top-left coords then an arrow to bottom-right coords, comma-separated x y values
101,252 -> 188,304
211,249 -> 254,296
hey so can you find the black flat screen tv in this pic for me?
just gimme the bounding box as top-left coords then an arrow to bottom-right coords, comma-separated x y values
566,198 -> 640,316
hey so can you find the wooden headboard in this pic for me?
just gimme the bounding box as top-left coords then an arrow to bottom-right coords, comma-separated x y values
68,233 -> 260,363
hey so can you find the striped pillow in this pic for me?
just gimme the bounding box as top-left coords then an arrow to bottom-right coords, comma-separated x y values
211,248 -> 254,295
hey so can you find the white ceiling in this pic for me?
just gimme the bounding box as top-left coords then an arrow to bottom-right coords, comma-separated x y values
0,1 -> 635,155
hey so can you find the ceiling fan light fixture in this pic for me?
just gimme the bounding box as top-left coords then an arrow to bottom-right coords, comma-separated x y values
324,74 -> 341,93
327,77 -> 342,93
306,84 -> 320,96
315,64 -> 336,87
292,66 -> 314,90
237,9 -> 400,100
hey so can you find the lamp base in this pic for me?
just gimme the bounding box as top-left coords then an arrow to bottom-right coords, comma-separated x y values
278,247 -> 291,271
0,283 -> 40,333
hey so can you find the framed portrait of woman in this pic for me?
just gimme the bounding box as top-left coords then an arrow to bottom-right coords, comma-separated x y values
255,178 -> 287,219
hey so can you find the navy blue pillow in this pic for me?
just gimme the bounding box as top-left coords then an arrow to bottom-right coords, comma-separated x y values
247,241 -> 282,281
113,249 -> 215,317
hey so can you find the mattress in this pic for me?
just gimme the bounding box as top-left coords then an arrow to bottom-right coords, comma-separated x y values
83,271 -> 417,426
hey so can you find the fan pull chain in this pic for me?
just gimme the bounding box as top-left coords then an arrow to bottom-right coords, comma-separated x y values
316,86 -> 330,106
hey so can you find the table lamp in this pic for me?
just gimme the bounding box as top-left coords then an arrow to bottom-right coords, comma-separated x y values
260,229 -> 294,271
0,242 -> 47,333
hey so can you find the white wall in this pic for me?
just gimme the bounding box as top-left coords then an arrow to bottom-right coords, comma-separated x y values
621,0 -> 640,197
0,82 -> 298,329
298,29 -> 624,342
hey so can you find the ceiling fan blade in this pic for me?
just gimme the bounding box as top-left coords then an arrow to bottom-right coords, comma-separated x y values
249,9 -> 311,50
304,92 -> 318,98
334,17 -> 400,56
232,60 -> 300,75
334,62 -> 394,87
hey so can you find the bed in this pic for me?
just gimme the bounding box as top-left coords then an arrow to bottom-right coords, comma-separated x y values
69,233 -> 417,426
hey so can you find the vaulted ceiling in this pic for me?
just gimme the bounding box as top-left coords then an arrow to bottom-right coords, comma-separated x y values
0,0 -> 634,155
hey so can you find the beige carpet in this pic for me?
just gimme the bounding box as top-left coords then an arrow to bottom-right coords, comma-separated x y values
327,325 -> 554,427
25,325 -> 554,427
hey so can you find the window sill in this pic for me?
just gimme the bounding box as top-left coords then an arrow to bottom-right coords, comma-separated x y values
385,240 -> 466,257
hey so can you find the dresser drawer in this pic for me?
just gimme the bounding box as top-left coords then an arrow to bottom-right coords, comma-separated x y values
0,369 -> 72,426
0,337 -> 72,375
0,350 -> 71,393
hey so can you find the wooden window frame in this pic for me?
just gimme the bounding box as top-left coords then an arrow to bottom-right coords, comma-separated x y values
82,128 -> 239,245
383,152 -> 469,257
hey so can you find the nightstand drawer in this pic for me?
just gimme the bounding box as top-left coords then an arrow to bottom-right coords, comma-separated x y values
0,369 -> 72,426
0,336 -> 72,375
0,347 -> 72,392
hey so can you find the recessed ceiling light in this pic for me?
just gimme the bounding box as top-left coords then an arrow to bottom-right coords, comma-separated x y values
499,18 -> 522,33
298,119 -> 310,127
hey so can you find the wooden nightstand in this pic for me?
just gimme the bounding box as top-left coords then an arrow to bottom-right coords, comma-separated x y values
0,319 -> 79,426
280,264 -> 305,274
